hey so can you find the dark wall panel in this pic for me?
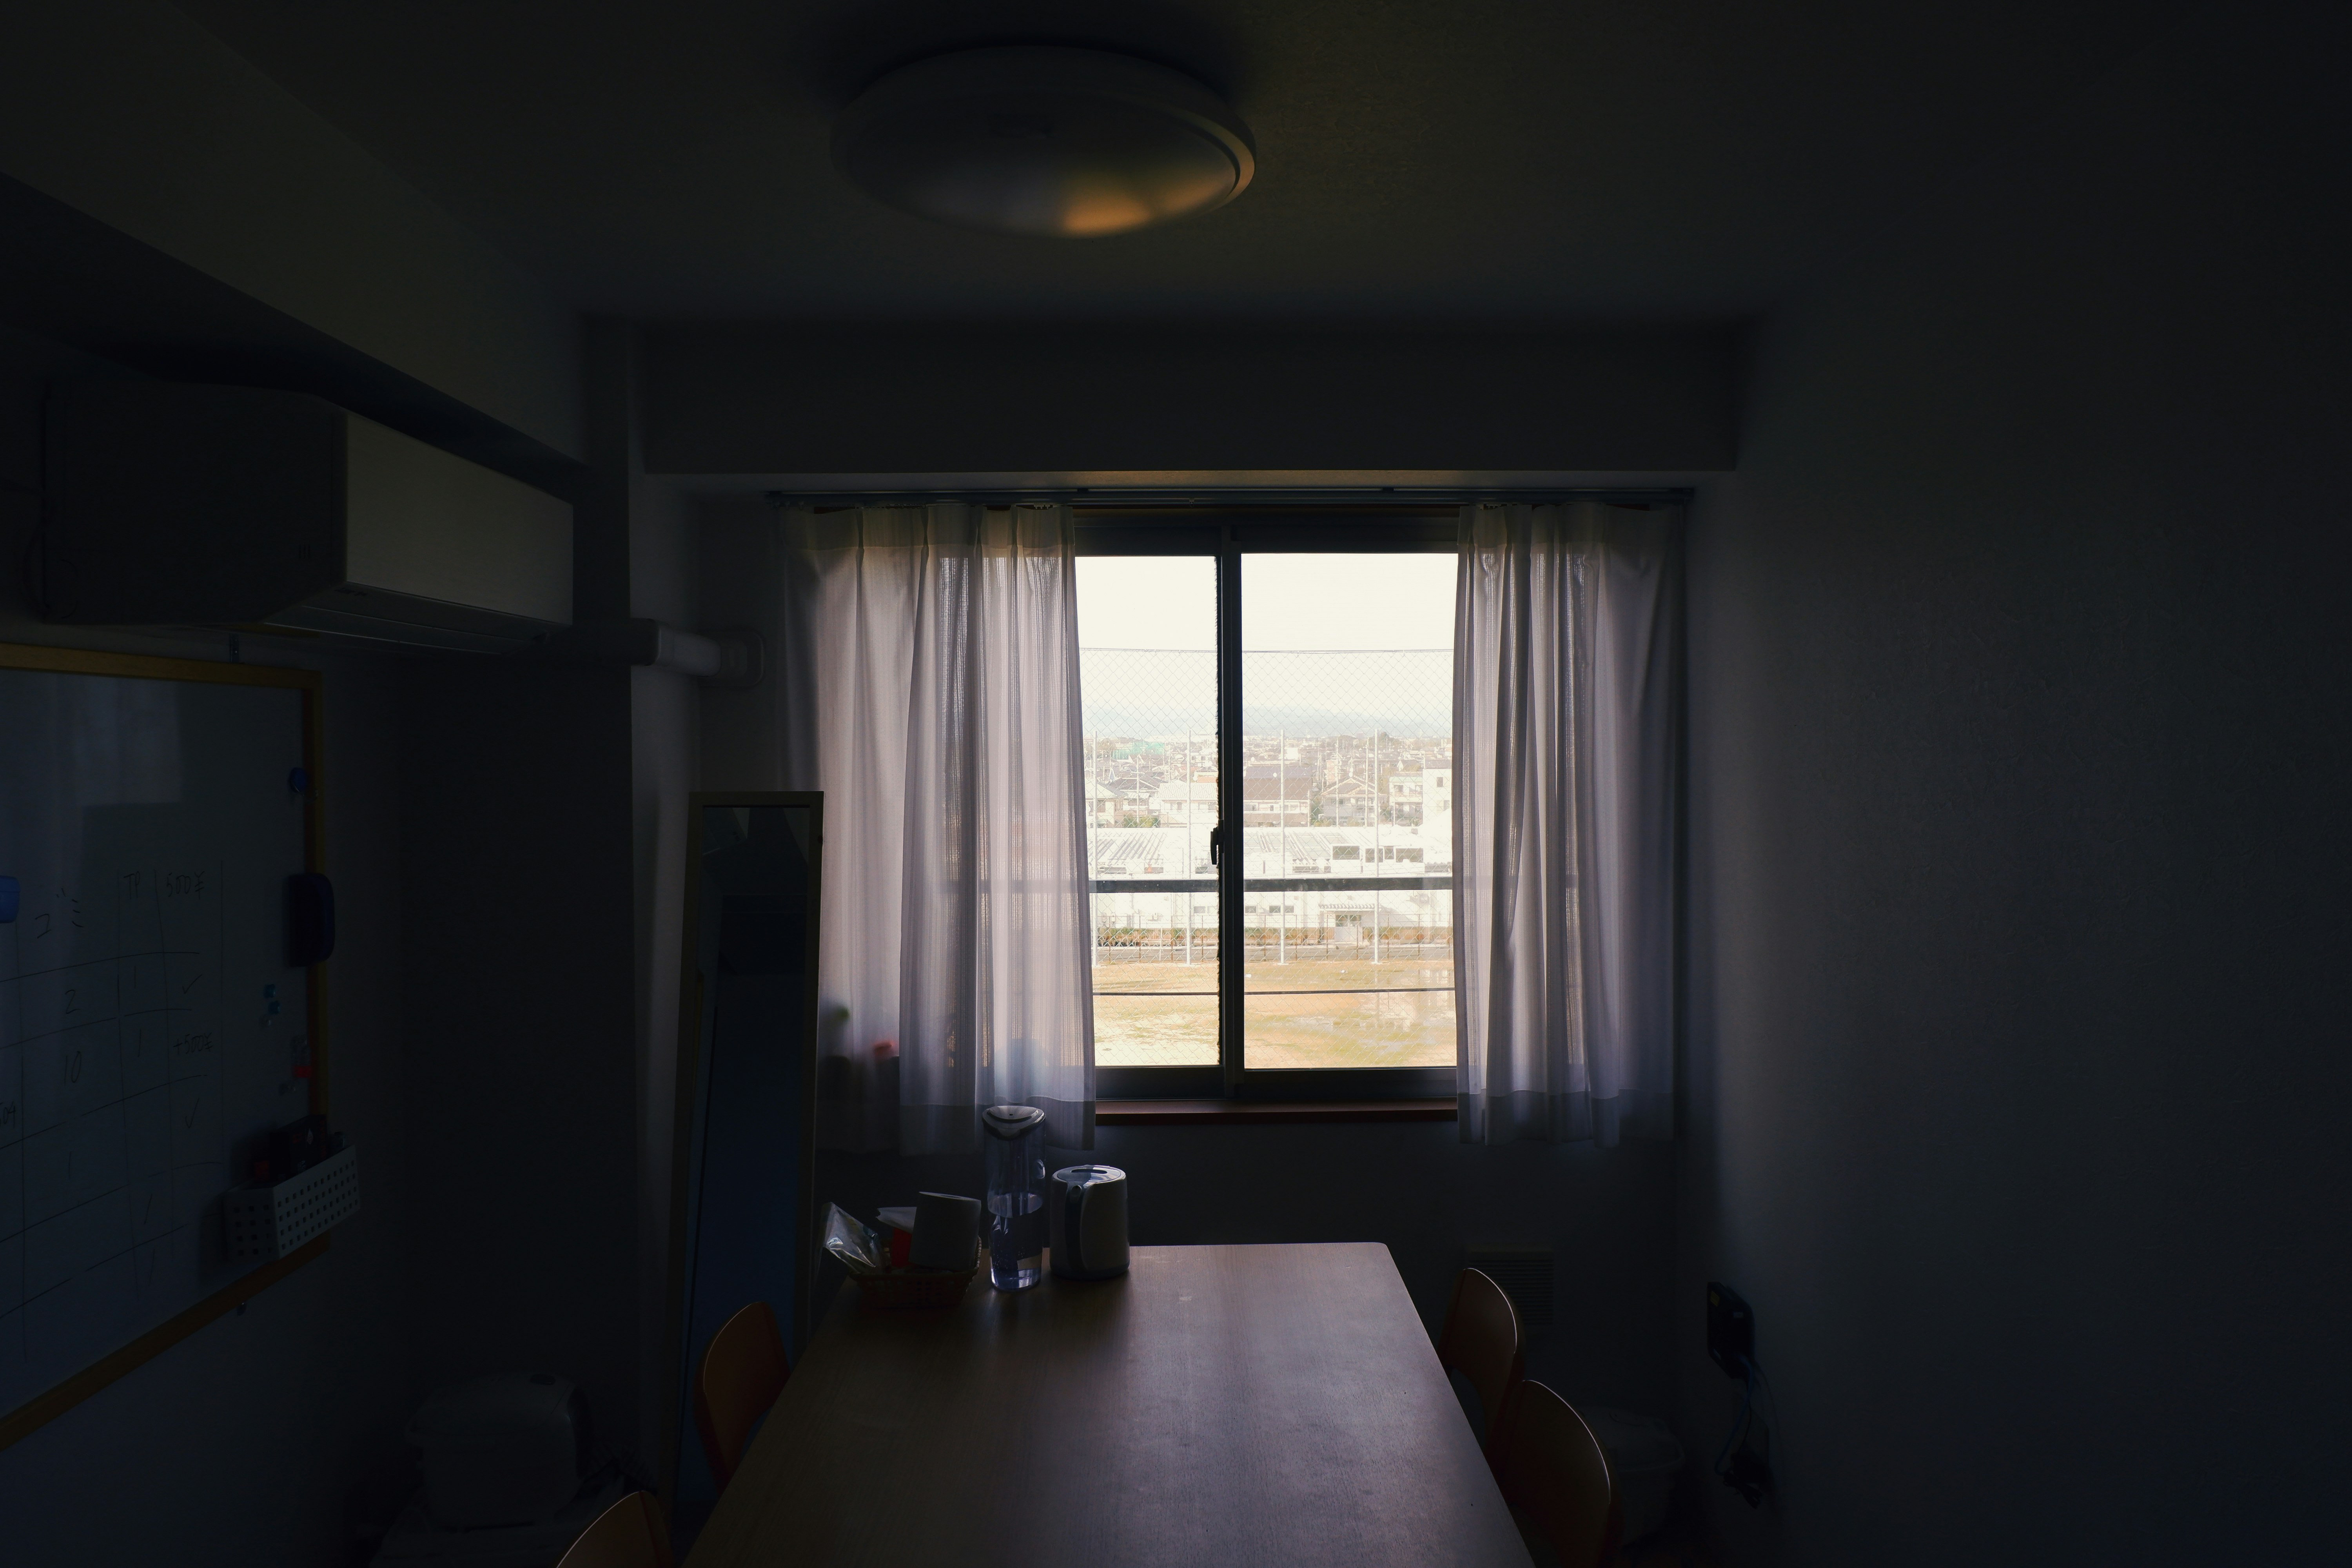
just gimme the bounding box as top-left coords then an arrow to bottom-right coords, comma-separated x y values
642,325 -> 1740,478
1681,6 -> 2352,1562
817,1120 -> 1679,1425
396,654 -> 641,1448
0,322 -> 421,1566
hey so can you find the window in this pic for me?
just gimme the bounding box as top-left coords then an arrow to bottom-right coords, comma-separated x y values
1078,554 -> 1220,1071
1076,517 -> 1457,1099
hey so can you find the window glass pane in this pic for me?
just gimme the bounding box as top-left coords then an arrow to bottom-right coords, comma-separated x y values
1240,554 -> 1455,1069
1076,557 -> 1219,1067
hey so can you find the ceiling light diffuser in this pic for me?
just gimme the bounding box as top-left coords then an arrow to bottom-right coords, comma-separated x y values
832,46 -> 1255,238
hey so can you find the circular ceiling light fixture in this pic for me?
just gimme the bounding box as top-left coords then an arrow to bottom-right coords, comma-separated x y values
832,46 -> 1255,238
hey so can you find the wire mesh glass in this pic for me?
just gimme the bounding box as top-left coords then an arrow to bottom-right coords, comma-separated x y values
1077,554 -> 1456,1071
1079,564 -> 1220,1067
1234,647 -> 1454,1069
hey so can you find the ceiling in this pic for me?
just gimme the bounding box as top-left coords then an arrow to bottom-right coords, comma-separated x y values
172,0 -> 2189,326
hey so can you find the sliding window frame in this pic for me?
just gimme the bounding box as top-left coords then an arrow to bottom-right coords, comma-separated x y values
1078,510 -> 1459,1103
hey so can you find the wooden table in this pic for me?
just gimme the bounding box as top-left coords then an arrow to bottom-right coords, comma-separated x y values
684,1243 -> 1532,1568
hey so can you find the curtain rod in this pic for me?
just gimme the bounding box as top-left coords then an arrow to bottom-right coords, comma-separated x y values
763,486 -> 1695,510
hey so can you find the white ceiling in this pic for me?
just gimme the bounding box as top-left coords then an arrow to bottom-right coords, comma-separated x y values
172,0 -> 2192,324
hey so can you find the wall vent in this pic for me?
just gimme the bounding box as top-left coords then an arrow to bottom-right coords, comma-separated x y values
1466,1245 -> 1555,1328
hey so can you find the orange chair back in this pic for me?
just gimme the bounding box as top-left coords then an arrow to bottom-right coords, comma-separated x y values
1435,1267 -> 1524,1446
555,1490 -> 673,1568
693,1299 -> 791,1491
1488,1381 -> 1622,1568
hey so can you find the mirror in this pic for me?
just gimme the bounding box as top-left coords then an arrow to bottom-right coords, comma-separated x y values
662,793 -> 822,1521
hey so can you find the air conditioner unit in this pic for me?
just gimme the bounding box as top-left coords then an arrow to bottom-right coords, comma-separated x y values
40,382 -> 572,652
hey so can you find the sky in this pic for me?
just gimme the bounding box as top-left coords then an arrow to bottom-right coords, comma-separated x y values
1075,554 -> 1456,651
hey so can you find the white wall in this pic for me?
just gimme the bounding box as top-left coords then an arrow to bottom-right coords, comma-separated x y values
1680,5 -> 2351,1560
0,324 -> 420,1564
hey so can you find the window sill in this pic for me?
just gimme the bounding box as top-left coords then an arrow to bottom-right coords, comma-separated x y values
1097,1098 -> 1456,1126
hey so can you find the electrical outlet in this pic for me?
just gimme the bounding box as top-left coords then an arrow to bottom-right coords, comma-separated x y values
1707,1280 -> 1753,1378
1724,1426 -> 1773,1506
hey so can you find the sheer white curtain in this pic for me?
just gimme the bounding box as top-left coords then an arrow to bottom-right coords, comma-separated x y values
1454,501 -> 1678,1145
779,503 -> 1095,1153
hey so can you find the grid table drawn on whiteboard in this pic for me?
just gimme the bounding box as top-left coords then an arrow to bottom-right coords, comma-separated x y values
0,863 -> 228,1405
0,666 -> 316,1421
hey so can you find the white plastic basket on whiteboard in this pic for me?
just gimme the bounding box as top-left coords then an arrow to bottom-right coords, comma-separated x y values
225,1144 -> 359,1262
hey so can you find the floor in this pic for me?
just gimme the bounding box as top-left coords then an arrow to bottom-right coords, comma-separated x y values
1619,1508 -> 1731,1568
1514,1491 -> 1730,1568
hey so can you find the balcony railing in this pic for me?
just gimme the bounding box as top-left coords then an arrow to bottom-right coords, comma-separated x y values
1090,874 -> 1451,893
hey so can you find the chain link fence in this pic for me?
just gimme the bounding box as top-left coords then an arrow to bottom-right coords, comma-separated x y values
1081,648 -> 1456,1064
1079,646 -> 1454,911
1078,648 -> 1452,744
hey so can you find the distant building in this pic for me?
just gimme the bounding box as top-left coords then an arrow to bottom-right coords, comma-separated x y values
1148,775 -> 1219,826
1389,766 -> 1452,827
1083,777 -> 1126,826
1086,780 -> 1156,824
1318,775 -> 1377,825
1240,777 -> 1310,826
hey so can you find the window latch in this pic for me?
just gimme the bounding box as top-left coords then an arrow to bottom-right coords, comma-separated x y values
1210,825 -> 1221,868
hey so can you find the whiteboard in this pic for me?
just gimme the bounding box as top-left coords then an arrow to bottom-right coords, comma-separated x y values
0,652 -> 319,1429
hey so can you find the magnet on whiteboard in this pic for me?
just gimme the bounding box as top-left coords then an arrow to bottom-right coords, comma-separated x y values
0,875 -> 16,922
286,873 -> 335,964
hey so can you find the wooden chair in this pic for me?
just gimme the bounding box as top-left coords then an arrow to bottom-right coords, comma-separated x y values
555,1490 -> 673,1568
1435,1267 -> 1524,1447
693,1299 -> 791,1492
1488,1380 -> 1623,1568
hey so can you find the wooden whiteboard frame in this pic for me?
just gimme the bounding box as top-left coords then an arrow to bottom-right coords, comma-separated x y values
0,640 -> 330,1452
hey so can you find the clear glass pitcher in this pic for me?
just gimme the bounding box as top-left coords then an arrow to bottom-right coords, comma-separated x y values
982,1104 -> 1048,1290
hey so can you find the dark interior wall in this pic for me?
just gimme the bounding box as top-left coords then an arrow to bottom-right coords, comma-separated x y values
820,1124 -> 1679,1421
394,652 -> 639,1464
1680,6 -> 2352,1562
0,323 -> 419,1564
625,447 -> 699,1464
0,0 -> 583,461
393,327 -> 655,1472
0,319 -> 681,1557
643,325 -> 1740,477
393,325 -> 704,1484
704,499 -> 1682,1425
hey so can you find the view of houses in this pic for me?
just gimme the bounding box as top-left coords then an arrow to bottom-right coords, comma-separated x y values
1076,639 -> 1458,1068
1088,735 -> 1452,833
1082,728 -> 1458,1067
1084,733 -> 1454,956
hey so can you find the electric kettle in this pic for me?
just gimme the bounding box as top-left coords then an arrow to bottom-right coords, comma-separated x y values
1048,1164 -> 1130,1279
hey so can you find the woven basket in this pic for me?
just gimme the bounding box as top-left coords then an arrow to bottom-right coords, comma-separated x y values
853,1248 -> 982,1311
